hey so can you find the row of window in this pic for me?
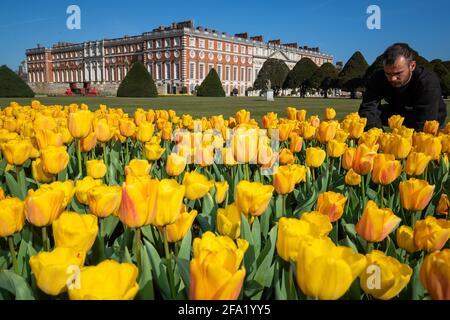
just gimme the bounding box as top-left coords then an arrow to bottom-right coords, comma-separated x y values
105,44 -> 142,55
189,37 -> 252,55
28,55 -> 45,61
189,63 -> 253,82
147,37 -> 181,49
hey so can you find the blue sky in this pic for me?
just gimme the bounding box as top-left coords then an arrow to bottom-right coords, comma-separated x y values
1,0 -> 449,70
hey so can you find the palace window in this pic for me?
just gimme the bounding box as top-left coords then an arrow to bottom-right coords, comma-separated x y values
208,40 -> 214,49
164,39 -> 170,48
233,66 -> 237,81
189,62 -> 196,79
240,67 -> 245,81
217,65 -> 222,80
165,62 -> 170,79
156,63 -> 162,80
189,37 -> 196,47
225,43 -> 230,52
233,44 -> 238,53
217,42 -> 223,51
225,66 -> 230,81
199,39 -> 205,48
199,63 -> 205,80
174,37 -> 180,46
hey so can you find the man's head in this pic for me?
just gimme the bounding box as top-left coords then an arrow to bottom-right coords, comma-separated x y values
382,43 -> 417,88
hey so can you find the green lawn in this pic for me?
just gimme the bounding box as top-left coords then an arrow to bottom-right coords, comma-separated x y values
1,96 -> 449,123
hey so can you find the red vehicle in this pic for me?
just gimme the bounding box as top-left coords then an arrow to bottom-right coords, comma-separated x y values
65,82 -> 98,96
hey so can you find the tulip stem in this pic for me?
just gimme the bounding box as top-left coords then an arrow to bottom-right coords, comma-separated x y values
77,139 -> 83,177
42,226 -> 49,251
125,138 -> 130,163
163,227 -> 176,299
288,263 -> 294,300
361,175 -> 366,209
135,228 -> 142,268
245,163 -> 250,180
380,185 -> 384,207
15,165 -> 25,200
103,143 -> 109,184
8,236 -> 19,274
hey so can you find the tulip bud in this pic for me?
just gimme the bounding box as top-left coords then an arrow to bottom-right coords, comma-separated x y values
316,191 -> 347,222
0,197 -> 25,237
86,160 -> 107,179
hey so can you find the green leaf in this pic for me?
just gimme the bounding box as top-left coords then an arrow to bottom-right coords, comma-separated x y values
174,256 -> 190,296
102,216 -> 119,239
5,172 -> 21,199
177,229 -> 192,261
143,239 -> 171,299
136,246 -> 154,300
0,270 -> 35,300
251,217 -> 261,258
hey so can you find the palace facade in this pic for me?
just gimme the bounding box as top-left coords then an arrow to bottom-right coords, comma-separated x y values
25,20 -> 333,96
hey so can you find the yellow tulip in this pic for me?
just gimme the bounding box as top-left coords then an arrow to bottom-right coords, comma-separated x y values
388,115 -> 404,130
371,154 -> 402,185
345,168 -> 361,186
31,158 -> 54,183
436,193 -> 449,215
278,123 -> 293,142
296,109 -> 307,121
217,203 -> 241,239
0,187 -> 4,200
399,178 -> 435,211
151,179 -> 185,227
40,146 -> 70,175
52,211 -> 98,252
94,119 -> 112,142
35,129 -> 64,149
0,197 -> 25,237
119,118 -> 136,137
235,180 -> 274,217
286,107 -> 297,120
278,148 -> 294,165
414,133 -> 442,161
190,232 -> 248,300
125,159 -> 151,177
87,185 -> 122,218
296,237 -> 367,300
342,147 -> 355,170
352,143 -> 379,175
316,121 -> 338,144
273,164 -> 306,195
68,110 -> 94,139
324,107 -> 336,120
360,250 -> 412,300
276,212 -> 332,262
423,120 -> 440,136
214,181 -> 229,204
75,176 -> 103,205
305,147 -> 326,168
29,247 -> 85,296
144,142 -> 165,161
420,249 -> 450,300
68,260 -> 139,300
136,121 -> 154,143
165,206 -> 198,242
298,121 -> 316,140
413,216 -> 450,252
120,179 -> 158,228
396,225 -> 418,253
404,152 -> 431,176
327,139 -> 347,158
86,159 -> 107,179
232,126 -> 258,163
182,171 -> 213,200
80,132 -> 97,152
166,153 -> 186,176
356,200 -> 401,242
40,180 -> 75,210
289,132 -> 303,153
1,139 -> 33,166
235,109 -> 250,125
316,191 -> 347,222
25,187 -> 65,227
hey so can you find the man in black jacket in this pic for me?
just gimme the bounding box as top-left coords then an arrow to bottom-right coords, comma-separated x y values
359,43 -> 447,131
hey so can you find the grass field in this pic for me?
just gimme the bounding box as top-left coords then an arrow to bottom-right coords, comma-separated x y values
1,96 -> 449,123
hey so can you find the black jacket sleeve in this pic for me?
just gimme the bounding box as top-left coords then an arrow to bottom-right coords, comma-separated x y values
409,80 -> 442,131
358,76 -> 383,130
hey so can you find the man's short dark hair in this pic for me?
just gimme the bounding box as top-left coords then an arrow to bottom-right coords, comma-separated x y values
383,43 -> 416,65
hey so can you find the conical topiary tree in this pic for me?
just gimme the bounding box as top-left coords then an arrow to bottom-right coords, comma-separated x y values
308,62 -> 339,98
0,65 -> 34,97
253,58 -> 290,96
196,68 -> 225,97
338,51 -> 369,99
283,57 -> 318,97
117,62 -> 158,97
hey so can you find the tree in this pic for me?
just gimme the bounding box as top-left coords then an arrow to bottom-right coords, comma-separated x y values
443,61 -> 450,72
364,49 -> 433,84
431,60 -> 450,98
116,62 -> 158,97
283,57 -> 318,97
338,51 -> 369,99
253,58 -> 290,96
0,65 -> 34,97
308,63 -> 339,98
196,68 -> 225,97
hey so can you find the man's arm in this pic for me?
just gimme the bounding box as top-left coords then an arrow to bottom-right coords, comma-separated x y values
410,81 -> 442,131
358,76 -> 383,130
